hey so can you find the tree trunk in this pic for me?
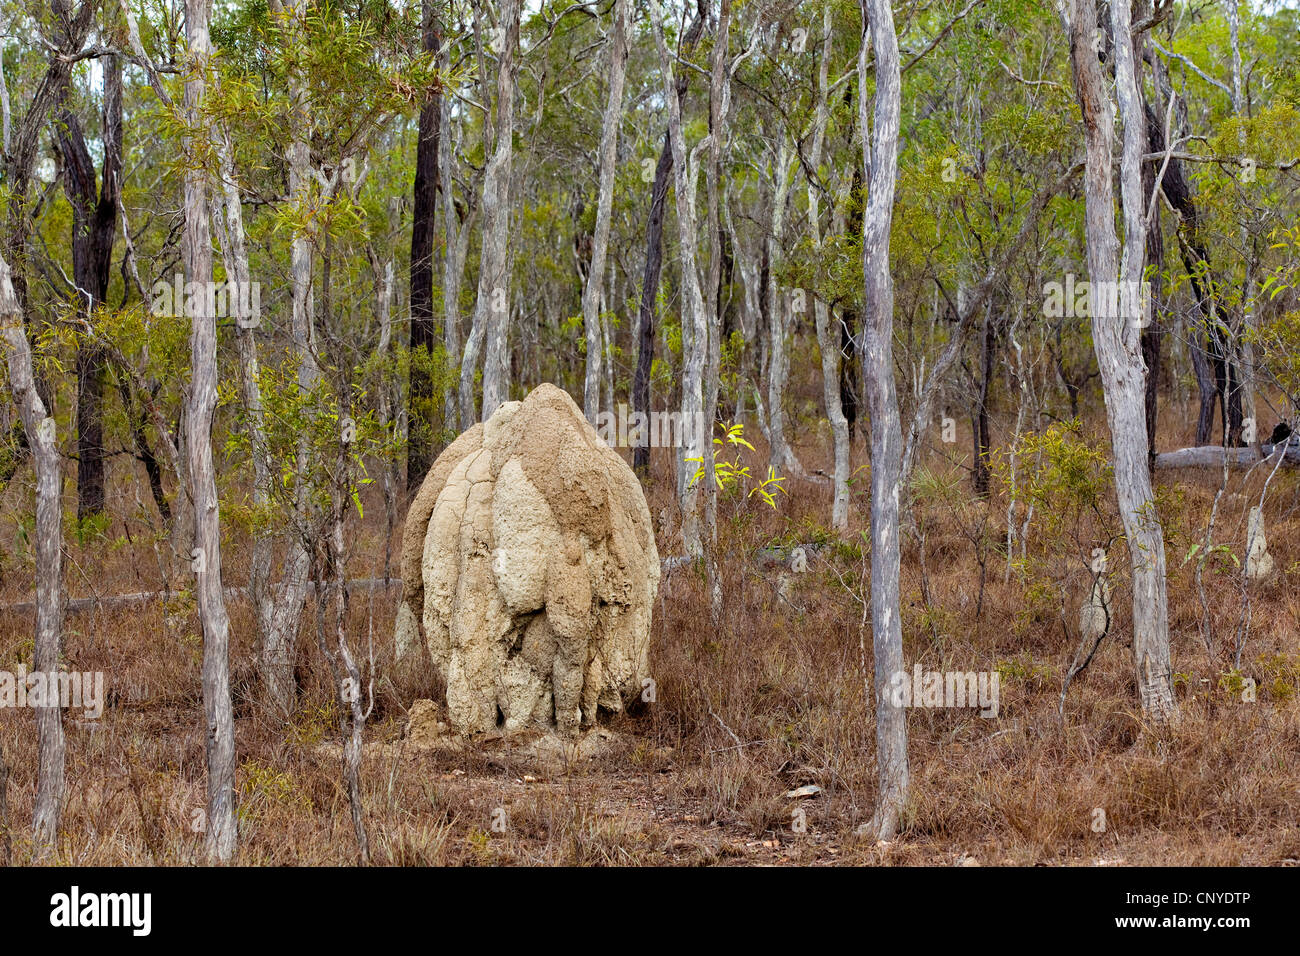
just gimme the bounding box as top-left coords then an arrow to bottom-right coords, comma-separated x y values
113,369 -> 170,522
0,253 -> 64,848
701,0 -> 735,615
407,0 -> 442,484
475,0 -> 521,420
1141,108 -> 1163,470
859,0 -> 909,841
633,3 -> 706,477
765,136 -> 805,479
257,0 -> 324,720
972,305 -> 994,496
54,55 -> 120,521
809,6 -> 849,529
1067,0 -> 1175,723
582,0 -> 628,422
651,2 -> 708,557
211,104 -> 275,691
841,164 -> 864,440
0,741 -> 10,864
1225,0 -> 1257,444
632,134 -> 672,477
183,0 -> 237,860
1143,72 -> 1242,447
317,392 -> 372,863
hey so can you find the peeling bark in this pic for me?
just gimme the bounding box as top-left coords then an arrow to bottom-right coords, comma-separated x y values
582,0 -> 628,422
859,0 -> 909,841
183,0 -> 237,859
0,252 -> 64,847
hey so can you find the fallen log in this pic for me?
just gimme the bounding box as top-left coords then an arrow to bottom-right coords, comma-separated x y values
1154,443 -> 1300,470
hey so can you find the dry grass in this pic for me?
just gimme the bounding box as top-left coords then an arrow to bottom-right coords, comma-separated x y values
0,399 -> 1298,866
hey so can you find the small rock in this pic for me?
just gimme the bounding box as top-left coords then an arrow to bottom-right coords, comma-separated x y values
784,784 -> 822,799
405,698 -> 450,747
1079,575 -> 1112,642
1246,506 -> 1275,582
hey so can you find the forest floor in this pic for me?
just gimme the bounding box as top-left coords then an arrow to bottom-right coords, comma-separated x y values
1,402 -> 1299,866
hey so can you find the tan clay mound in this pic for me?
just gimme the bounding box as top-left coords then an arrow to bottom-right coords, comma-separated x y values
395,383 -> 660,737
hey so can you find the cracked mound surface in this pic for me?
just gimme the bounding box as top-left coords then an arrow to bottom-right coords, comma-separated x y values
396,384 -> 660,736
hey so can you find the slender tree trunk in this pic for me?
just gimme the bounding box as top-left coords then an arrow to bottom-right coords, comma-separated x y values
113,369 -> 170,522
701,0 -> 735,613
211,110 -> 274,684
810,6 -> 849,529
582,0 -> 628,422
765,136 -> 804,478
440,45 -> 476,434
0,741 -> 10,864
369,247 -> 397,581
408,0 -> 442,483
183,0 -> 237,860
633,4 -> 705,477
475,0 -> 521,419
651,1 -> 707,557
632,136 -> 672,478
841,164 -> 864,440
1067,0 -> 1175,723
603,255 -> 616,415
859,0 -> 909,841
0,253 -> 64,848
1191,329 -> 1218,443
972,305 -> 994,496
1225,0 -> 1257,443
1141,105 -> 1164,469
256,0 -> 323,719
1146,63 -> 1242,447
318,396 -> 372,863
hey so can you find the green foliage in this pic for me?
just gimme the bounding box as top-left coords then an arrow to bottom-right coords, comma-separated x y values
238,759 -> 313,823
400,341 -> 459,460
991,420 -> 1114,540
686,422 -> 786,508
69,512 -> 114,549
995,654 -> 1055,690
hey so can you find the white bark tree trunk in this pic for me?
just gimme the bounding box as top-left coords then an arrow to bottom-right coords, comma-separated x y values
809,6 -> 849,529
582,0 -> 628,422
474,0 -> 521,420
766,136 -> 805,478
0,253 -> 64,847
258,0 -> 320,719
183,0 -> 237,861
211,115 -> 274,683
652,2 -> 707,558
440,36 -> 476,433
1066,0 -> 1176,722
1225,0 -> 1257,444
701,0 -> 737,614
859,0 -> 909,841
